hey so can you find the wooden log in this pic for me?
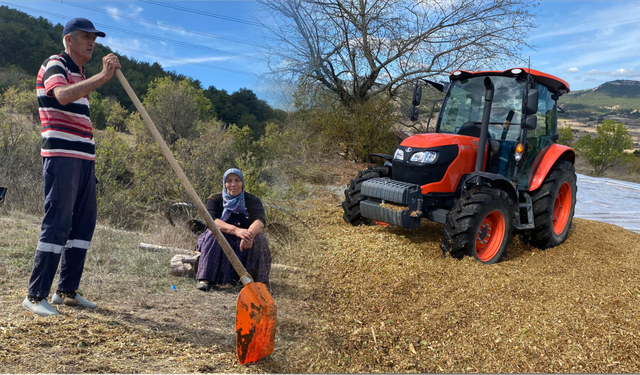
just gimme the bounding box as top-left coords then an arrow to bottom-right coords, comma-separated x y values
139,242 -> 194,255
139,242 -> 312,274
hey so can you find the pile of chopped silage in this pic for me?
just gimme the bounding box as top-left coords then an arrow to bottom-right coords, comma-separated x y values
282,202 -> 640,373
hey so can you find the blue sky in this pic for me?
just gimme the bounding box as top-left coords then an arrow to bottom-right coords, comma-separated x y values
3,0 -> 640,107
529,1 -> 640,90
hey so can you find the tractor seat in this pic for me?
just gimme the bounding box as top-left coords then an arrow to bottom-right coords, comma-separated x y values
458,123 -> 482,138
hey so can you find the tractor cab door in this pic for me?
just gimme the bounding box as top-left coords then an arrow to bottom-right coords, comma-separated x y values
516,84 -> 559,189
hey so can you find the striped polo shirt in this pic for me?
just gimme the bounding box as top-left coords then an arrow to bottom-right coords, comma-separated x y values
36,51 -> 95,161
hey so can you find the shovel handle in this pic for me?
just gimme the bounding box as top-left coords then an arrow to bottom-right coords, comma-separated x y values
115,69 -> 253,285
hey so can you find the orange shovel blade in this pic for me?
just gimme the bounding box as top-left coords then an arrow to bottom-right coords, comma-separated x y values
236,282 -> 277,364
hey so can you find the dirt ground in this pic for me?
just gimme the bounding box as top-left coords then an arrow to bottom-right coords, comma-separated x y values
2,159 -> 640,373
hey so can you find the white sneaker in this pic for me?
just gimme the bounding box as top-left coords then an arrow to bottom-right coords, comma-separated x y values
51,293 -> 97,309
22,297 -> 58,316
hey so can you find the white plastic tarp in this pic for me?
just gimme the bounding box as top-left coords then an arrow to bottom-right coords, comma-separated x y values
575,174 -> 640,234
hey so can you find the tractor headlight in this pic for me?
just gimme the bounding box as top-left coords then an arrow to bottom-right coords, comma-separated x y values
394,148 -> 404,161
410,151 -> 438,164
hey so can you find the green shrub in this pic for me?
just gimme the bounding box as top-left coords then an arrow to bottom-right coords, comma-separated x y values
0,88 -> 42,214
297,89 -> 398,162
174,120 -> 237,199
557,125 -> 574,146
0,129 -> 41,214
94,128 -> 146,229
576,119 -> 634,176
143,77 -> 212,144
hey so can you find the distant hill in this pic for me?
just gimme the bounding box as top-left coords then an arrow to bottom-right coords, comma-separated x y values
560,80 -> 640,120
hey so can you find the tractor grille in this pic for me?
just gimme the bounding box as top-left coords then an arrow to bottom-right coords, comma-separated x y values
361,178 -> 421,206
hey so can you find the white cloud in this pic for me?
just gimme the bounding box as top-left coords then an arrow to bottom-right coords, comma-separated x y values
103,37 -> 145,56
105,7 -> 120,22
172,56 -> 234,65
102,37 -> 168,66
129,5 -> 143,17
105,4 -> 143,22
567,67 -> 579,73
583,68 -> 640,78
612,68 -> 639,76
102,37 -> 247,70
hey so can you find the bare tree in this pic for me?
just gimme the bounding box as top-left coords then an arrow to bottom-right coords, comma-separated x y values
257,0 -> 537,107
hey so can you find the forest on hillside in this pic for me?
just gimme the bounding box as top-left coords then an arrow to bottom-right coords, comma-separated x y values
560,80 -> 640,120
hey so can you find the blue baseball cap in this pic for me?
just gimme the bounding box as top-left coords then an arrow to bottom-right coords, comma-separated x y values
63,18 -> 106,38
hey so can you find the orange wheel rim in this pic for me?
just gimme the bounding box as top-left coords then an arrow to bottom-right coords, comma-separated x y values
553,182 -> 572,235
475,211 -> 505,262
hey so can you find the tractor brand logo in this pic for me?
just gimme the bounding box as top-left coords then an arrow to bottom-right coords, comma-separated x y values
405,147 -> 412,153
461,145 -> 471,150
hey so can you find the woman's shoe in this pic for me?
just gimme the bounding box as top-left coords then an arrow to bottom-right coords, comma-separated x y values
196,280 -> 212,292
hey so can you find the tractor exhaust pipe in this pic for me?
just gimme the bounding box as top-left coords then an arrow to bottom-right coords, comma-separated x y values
475,77 -> 494,173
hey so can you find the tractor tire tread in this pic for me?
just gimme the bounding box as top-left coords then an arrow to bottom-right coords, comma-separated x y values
441,186 -> 513,264
342,165 -> 391,226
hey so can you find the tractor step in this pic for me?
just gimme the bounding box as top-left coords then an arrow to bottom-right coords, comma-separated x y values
516,192 -> 535,230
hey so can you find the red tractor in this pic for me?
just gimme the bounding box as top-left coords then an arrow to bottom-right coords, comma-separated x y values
342,68 -> 577,264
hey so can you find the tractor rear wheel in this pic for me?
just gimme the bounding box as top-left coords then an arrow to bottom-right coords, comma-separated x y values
520,160 -> 577,249
342,165 -> 392,226
441,186 -> 514,264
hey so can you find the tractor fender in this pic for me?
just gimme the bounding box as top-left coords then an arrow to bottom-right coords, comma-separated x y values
527,144 -> 576,191
459,172 -> 518,205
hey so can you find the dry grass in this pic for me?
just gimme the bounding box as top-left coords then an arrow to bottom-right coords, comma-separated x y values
2,170 -> 640,373
0,205 -> 317,374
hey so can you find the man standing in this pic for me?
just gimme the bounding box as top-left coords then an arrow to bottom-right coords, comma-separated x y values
23,18 -> 121,316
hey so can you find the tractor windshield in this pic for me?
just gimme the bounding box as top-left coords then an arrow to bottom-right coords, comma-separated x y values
438,76 -> 527,141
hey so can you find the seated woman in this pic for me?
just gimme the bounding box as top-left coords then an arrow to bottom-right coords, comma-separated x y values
195,168 -> 271,291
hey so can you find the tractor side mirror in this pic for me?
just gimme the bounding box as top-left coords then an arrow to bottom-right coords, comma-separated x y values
525,88 -> 539,115
412,84 -> 423,106
523,114 -> 537,130
410,106 -> 419,121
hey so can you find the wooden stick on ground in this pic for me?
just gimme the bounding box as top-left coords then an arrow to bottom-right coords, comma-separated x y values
139,242 -> 311,274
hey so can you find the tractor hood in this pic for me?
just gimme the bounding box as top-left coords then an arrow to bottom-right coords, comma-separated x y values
401,133 -> 480,149
393,133 -> 481,194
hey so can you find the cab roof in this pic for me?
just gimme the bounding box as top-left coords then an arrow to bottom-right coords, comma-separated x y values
449,68 -> 570,95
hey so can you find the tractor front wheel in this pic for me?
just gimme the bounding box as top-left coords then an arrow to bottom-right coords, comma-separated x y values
342,165 -> 391,226
441,186 -> 514,264
520,160 -> 577,249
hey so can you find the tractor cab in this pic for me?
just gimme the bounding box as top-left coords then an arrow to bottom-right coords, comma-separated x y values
431,68 -> 570,190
